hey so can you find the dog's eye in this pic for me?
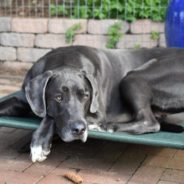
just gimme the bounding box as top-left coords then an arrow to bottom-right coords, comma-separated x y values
78,89 -> 89,99
78,89 -> 84,95
62,86 -> 68,92
84,92 -> 90,99
55,95 -> 63,102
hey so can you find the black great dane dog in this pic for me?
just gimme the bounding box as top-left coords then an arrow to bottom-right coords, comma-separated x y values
0,46 -> 184,162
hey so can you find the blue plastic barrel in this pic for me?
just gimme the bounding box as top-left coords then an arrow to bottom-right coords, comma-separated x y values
165,0 -> 184,47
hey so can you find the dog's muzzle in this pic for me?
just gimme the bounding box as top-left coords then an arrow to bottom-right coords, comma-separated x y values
57,120 -> 88,143
70,120 -> 88,142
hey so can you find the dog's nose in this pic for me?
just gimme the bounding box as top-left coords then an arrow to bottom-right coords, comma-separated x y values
71,121 -> 86,136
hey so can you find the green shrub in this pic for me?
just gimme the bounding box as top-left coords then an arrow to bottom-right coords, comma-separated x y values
49,0 -> 168,22
65,23 -> 82,44
134,44 -> 141,49
150,31 -> 160,41
106,22 -> 123,49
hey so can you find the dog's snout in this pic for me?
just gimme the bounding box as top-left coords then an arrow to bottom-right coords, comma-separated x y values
71,121 -> 86,136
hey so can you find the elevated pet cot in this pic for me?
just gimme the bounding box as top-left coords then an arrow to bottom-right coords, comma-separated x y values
0,92 -> 184,149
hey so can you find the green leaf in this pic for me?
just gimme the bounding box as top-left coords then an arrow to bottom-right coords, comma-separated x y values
150,31 -> 160,41
106,22 -> 123,49
65,23 -> 82,44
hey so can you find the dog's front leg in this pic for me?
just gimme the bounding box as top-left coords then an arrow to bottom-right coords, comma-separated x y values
30,115 -> 54,162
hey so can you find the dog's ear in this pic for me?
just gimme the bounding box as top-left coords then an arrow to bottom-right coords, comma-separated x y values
24,71 -> 53,117
83,72 -> 99,113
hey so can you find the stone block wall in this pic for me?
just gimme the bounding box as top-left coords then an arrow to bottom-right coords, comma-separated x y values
0,17 -> 166,66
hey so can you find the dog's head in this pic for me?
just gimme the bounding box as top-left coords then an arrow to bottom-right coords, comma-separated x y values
25,68 -> 99,142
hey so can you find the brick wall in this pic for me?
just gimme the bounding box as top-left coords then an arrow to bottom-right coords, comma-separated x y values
0,17 -> 166,66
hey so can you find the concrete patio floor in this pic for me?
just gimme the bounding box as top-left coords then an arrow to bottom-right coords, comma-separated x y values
0,68 -> 184,184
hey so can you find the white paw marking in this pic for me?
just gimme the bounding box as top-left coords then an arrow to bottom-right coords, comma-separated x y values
30,145 -> 51,163
88,124 -> 104,132
81,130 -> 88,143
107,129 -> 114,133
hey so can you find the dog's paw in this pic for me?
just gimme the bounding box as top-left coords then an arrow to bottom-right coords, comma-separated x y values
101,122 -> 116,133
88,124 -> 105,132
30,145 -> 51,163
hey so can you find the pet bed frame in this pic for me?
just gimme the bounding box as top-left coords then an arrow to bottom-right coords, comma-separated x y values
0,92 -> 184,149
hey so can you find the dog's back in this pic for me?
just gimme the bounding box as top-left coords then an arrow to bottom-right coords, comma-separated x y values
124,48 -> 184,111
